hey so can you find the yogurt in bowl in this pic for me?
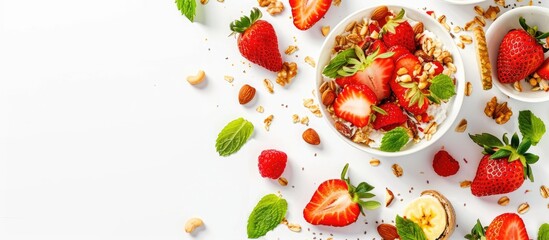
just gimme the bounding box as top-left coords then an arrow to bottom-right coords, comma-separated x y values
316,5 -> 465,157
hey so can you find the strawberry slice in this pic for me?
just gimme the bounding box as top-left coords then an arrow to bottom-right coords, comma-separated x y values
333,84 -> 378,127
335,47 -> 395,101
372,102 -> 407,130
395,53 -> 421,77
388,45 -> 410,62
367,40 -> 388,55
536,57 -> 549,80
289,0 -> 332,30
368,22 -> 381,34
390,77 -> 428,115
303,164 -> 380,227
485,213 -> 529,240
431,61 -> 444,76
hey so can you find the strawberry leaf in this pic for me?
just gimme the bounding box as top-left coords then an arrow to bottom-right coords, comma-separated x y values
356,192 -> 376,199
359,200 -> 381,210
490,149 -> 511,159
323,48 -> 358,78
396,215 -> 427,240
518,110 -> 546,146
429,74 -> 456,101
380,127 -> 410,152
247,194 -> 287,239
524,153 -> 539,164
469,133 -> 503,148
511,132 -> 519,148
355,182 -> 375,192
464,219 -> 486,240
517,138 -> 531,154
502,133 -> 510,145
215,118 -> 254,156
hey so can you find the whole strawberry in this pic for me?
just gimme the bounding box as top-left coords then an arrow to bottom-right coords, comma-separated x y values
497,17 -> 548,83
258,149 -> 287,179
230,8 -> 283,72
303,164 -> 380,227
468,110 -> 546,197
466,214 -> 529,240
536,57 -> 549,80
432,149 -> 460,177
381,9 -> 416,52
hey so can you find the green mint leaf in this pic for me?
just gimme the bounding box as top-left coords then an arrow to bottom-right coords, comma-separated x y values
247,194 -> 287,239
215,118 -> 254,156
538,223 -> 549,240
429,74 -> 456,101
469,133 -> 503,148
518,110 -> 546,146
380,127 -> 409,152
176,0 -> 196,22
322,48 -> 357,78
396,215 -> 427,240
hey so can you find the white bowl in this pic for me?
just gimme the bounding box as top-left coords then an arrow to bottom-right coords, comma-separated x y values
440,0 -> 487,4
487,6 -> 549,102
315,5 -> 465,157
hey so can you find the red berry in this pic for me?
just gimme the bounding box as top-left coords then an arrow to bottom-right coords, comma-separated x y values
258,149 -> 287,179
432,149 -> 459,177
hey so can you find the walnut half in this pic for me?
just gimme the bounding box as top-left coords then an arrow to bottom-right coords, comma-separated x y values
484,96 -> 512,124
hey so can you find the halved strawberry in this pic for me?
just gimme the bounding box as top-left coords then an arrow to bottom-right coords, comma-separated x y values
367,40 -> 388,55
390,77 -> 428,115
536,57 -> 549,80
388,45 -> 410,62
334,47 -> 395,101
368,22 -> 381,35
431,61 -> 444,76
485,213 -> 529,240
372,102 -> 407,130
289,0 -> 332,30
381,9 -> 416,52
333,84 -> 378,127
395,53 -> 421,77
303,164 -> 380,227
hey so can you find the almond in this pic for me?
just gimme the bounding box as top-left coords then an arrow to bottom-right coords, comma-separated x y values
238,84 -> 256,104
335,121 -> 352,138
321,90 -> 335,106
413,22 -> 424,35
377,223 -> 399,240
302,128 -> 320,145
385,187 -> 395,207
371,6 -> 388,21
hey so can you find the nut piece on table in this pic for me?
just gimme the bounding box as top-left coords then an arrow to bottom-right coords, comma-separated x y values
302,128 -> 321,145
517,202 -> 530,214
377,223 -> 399,240
498,196 -> 510,206
455,119 -> 468,133
238,84 -> 256,104
276,62 -> 298,87
321,26 -> 331,37
385,187 -> 395,207
391,164 -> 403,177
187,70 -> 206,85
185,217 -> 204,233
484,96 -> 512,124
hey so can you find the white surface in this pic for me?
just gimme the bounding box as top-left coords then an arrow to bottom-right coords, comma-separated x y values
1,0 -> 549,239
487,6 -> 549,102
316,5 -> 466,157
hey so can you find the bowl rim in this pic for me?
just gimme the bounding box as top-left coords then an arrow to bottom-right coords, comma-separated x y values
315,5 -> 465,157
487,6 -> 549,103
440,0 -> 487,5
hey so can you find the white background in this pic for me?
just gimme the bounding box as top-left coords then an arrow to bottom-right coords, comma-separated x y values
1,0 -> 549,239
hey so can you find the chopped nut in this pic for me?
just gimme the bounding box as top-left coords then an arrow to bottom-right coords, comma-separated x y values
266,0 -> 284,15
517,202 -> 530,214
474,15 -> 486,27
258,0 -> 270,7
224,75 -> 234,83
385,188 -> 395,207
498,196 -> 510,206
460,180 -> 472,188
484,6 -> 500,21
285,45 -> 298,55
185,218 -> 204,233
495,0 -> 505,7
474,5 -> 485,16
413,22 -> 424,35
474,26 -> 492,90
335,121 -> 352,138
300,116 -> 309,125
455,119 -> 468,133
287,223 -> 301,232
485,96 -> 497,117
264,114 -> 274,131
256,105 -> 264,113
370,159 -> 380,167
303,98 -> 322,117
392,164 -> 403,177
397,67 -> 409,76
332,0 -> 341,6
540,185 -> 549,199
292,114 -> 299,123
263,79 -> 274,93
513,81 -> 523,92
278,177 -> 288,186
453,26 -> 462,33
465,81 -> 472,96
304,56 -> 316,68
276,62 -> 298,87
460,34 -> 473,44
464,20 -> 477,31
457,41 -> 465,49
200,0 -> 209,4
321,26 -> 331,37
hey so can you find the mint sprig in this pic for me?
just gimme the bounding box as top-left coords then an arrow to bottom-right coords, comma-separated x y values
538,223 -> 549,240
396,215 -> 427,240
176,0 -> 197,22
380,127 -> 410,152
322,48 -> 357,78
247,194 -> 287,239
429,74 -> 456,102
215,118 -> 254,156
322,45 -> 393,79
519,110 -> 546,146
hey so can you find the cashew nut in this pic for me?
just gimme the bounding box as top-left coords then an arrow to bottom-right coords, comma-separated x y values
187,70 -> 206,85
184,217 -> 204,233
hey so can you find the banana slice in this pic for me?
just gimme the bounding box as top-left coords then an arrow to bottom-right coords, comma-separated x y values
403,190 -> 456,240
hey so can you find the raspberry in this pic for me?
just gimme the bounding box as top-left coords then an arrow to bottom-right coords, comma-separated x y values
258,149 -> 287,179
432,149 -> 460,177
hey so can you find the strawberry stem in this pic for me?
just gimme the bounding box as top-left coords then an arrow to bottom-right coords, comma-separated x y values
229,8 -> 262,35
339,163 -> 380,215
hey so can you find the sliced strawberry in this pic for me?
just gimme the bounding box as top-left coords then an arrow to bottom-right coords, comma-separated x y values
372,102 -> 407,130
333,84 -> 378,127
367,40 -> 387,55
390,77 -> 428,115
388,45 -> 410,62
303,164 -> 379,227
432,61 -> 444,76
536,57 -> 549,80
377,12 -> 394,28
335,57 -> 394,101
289,0 -> 332,30
395,53 -> 421,77
368,22 -> 381,34
485,213 -> 529,240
